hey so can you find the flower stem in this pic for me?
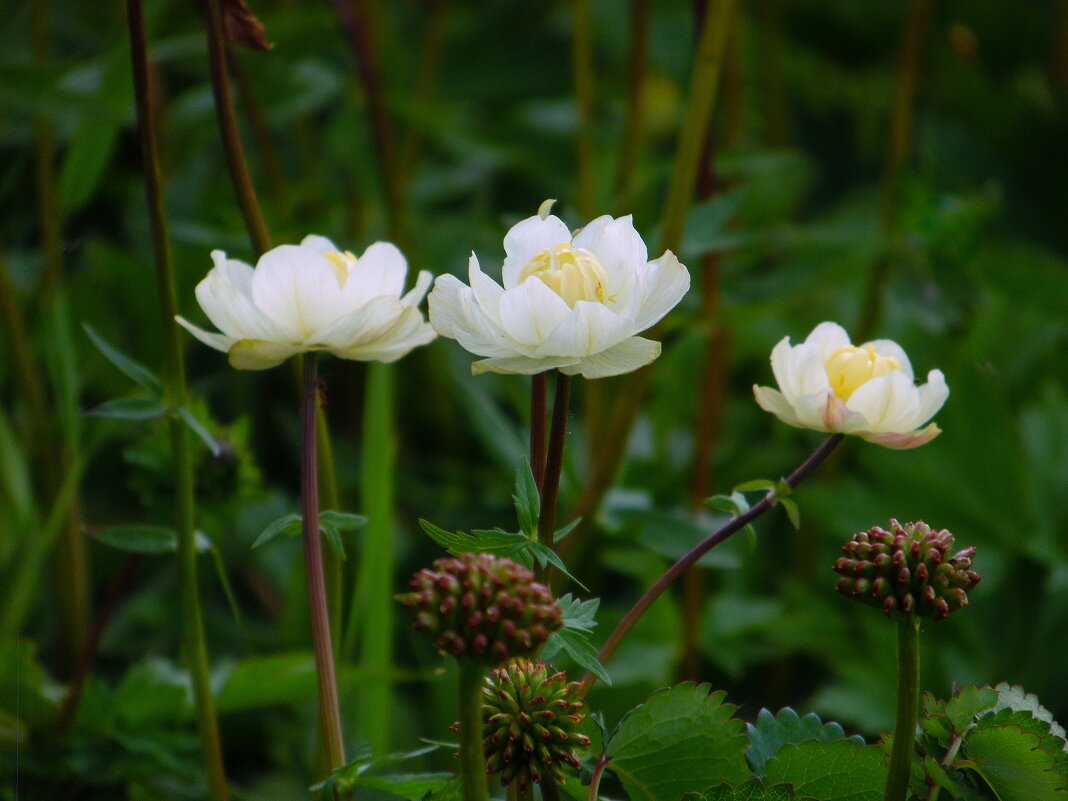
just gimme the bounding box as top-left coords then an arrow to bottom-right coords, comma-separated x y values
537,373 -> 572,582
886,616 -> 921,801
580,434 -> 844,693
587,754 -> 609,801
531,372 -> 548,489
300,354 -> 346,772
127,1 -> 229,795
541,776 -> 562,801
457,661 -> 490,801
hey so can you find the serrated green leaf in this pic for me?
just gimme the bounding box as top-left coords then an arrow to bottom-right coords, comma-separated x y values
962,725 -> 1068,801
946,686 -> 999,732
319,510 -> 369,531
84,397 -> 168,421
176,406 -> 221,456
763,740 -> 886,801
321,525 -> 346,561
990,683 -> 1068,745
513,458 -> 540,538
686,779 -> 802,801
526,541 -> 587,590
734,479 -> 776,492
556,594 -> 599,632
251,513 -> 302,549
420,519 -> 527,556
746,707 -> 858,776
90,525 -> 177,554
83,323 -> 162,395
607,683 -> 749,801
975,709 -> 1068,762
541,626 -> 611,686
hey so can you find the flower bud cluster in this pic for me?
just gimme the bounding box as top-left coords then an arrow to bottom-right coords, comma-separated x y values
398,553 -> 562,662
833,520 -> 979,621
482,659 -> 591,793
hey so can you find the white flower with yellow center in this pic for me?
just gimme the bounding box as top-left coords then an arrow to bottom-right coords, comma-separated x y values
427,202 -> 690,378
176,235 -> 435,369
752,321 -> 949,449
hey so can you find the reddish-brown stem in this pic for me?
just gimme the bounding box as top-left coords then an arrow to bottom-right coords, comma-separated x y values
587,753 -> 610,801
580,434 -> 845,694
531,372 -> 548,489
300,355 -> 346,771
537,373 -> 572,581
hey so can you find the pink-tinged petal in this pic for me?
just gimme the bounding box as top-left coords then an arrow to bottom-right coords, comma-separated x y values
498,277 -> 572,348
468,253 -> 505,324
793,389 -> 866,432
428,274 -> 514,357
805,322 -> 851,362
176,316 -> 236,353
913,369 -> 949,426
845,371 -> 919,432
563,336 -> 661,379
501,214 -> 572,289
753,385 -> 803,428
533,301 -> 633,358
862,423 -> 942,450
400,270 -> 433,307
308,295 -> 404,349
471,355 -> 582,375
630,250 -> 690,332
227,339 -> 301,370
250,244 -> 349,337
571,215 -> 645,303
862,338 -> 914,380
341,242 -> 408,309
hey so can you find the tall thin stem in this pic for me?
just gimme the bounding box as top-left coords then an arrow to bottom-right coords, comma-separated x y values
457,662 -> 490,801
885,616 -> 921,801
300,356 -> 346,771
613,0 -> 650,212
127,2 -> 229,796
537,373 -> 572,582
531,373 -> 548,488
580,434 -> 844,693
573,0 -> 596,219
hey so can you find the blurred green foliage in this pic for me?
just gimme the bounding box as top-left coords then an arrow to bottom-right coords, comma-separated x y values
2,0 -> 1067,797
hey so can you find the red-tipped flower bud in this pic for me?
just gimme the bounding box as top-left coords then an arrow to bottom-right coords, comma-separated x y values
832,520 -> 980,621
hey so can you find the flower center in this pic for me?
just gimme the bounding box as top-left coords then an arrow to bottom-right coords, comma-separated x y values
825,344 -> 904,400
516,243 -> 609,307
323,251 -> 357,287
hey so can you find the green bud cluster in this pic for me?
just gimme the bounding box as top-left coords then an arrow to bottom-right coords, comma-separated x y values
398,553 -> 562,663
481,658 -> 591,793
833,519 -> 980,621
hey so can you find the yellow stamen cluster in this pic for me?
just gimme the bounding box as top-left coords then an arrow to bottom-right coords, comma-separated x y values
517,243 -> 609,307
323,250 -> 358,286
825,345 -> 904,401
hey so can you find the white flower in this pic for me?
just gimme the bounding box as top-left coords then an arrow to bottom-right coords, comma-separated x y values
427,203 -> 690,379
752,322 -> 949,449
176,235 -> 435,370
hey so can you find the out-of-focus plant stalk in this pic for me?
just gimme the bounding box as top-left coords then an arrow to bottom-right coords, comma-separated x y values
857,0 -> 931,340
399,0 -> 449,180
531,373 -> 548,488
536,373 -> 572,583
300,355 -> 347,771
457,662 -> 491,801
613,0 -> 650,212
755,0 -> 793,148
581,435 -> 844,694
0,259 -> 48,431
573,0 -> 596,220
35,0 -> 88,676
885,617 -> 921,801
126,1 -> 229,796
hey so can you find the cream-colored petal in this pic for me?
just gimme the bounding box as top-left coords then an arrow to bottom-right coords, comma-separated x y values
428,274 -> 515,357
845,371 -> 919,432
862,338 -> 914,380
468,253 -> 505,324
861,423 -> 942,450
775,342 -> 829,404
227,339 -> 302,370
571,215 -> 645,304
913,370 -> 949,426
805,322 -> 852,362
308,295 -> 405,349
498,277 -> 572,348
197,252 -> 293,341
630,250 -> 690,332
563,336 -> 661,379
471,355 -> 582,375
400,270 -> 434,307
341,242 -> 408,309
176,316 -> 237,354
250,244 -> 349,337
329,308 -> 436,362
533,301 -> 633,358
501,214 -> 572,290
299,234 -> 340,254
753,385 -> 803,428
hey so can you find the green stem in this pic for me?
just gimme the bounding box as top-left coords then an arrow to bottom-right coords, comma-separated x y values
530,372 -> 547,489
457,662 -> 490,801
886,616 -> 921,801
541,776 -> 561,801
573,0 -> 596,219
536,373 -> 571,584
126,1 -> 229,796
657,0 -> 737,255
300,355 -> 346,772
349,362 -> 397,755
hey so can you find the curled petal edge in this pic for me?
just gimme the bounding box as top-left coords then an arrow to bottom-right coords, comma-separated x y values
860,423 -> 942,450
